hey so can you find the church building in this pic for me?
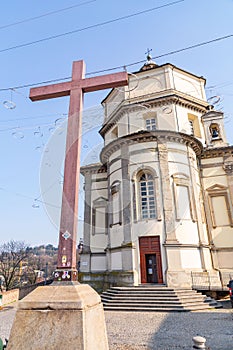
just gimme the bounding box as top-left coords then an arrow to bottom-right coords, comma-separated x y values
80,54 -> 233,291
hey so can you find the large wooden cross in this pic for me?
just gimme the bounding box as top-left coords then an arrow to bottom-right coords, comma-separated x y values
30,60 -> 128,281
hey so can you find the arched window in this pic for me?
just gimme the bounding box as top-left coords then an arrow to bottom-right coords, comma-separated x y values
139,172 -> 156,219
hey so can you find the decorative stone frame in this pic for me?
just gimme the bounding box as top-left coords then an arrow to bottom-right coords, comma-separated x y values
209,123 -> 221,140
206,184 -> 233,228
143,111 -> 157,131
110,180 -> 122,227
92,197 -> 108,235
132,166 -> 161,222
172,173 -> 196,221
187,113 -> 201,138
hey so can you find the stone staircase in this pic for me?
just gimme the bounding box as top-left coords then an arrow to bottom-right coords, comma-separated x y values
101,285 -> 222,312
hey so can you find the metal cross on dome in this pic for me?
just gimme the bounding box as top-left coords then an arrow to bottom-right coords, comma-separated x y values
145,48 -> 153,60
30,60 -> 128,281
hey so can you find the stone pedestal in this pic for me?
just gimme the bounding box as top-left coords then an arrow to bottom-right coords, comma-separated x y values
7,283 -> 109,350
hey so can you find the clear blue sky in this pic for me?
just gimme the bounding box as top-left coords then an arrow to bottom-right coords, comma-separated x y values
0,0 -> 233,247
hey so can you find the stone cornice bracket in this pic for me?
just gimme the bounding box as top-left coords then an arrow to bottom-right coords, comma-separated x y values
80,163 -> 107,175
223,162 -> 233,175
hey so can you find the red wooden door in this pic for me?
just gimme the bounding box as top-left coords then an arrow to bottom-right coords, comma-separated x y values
139,236 -> 163,284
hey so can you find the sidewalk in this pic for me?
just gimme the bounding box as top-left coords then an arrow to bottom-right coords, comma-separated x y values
105,300 -> 233,350
0,300 -> 232,349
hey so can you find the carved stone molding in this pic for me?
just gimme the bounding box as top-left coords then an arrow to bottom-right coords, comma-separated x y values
202,146 -> 233,159
100,130 -> 203,163
80,163 -> 107,175
100,91 -> 208,136
223,162 -> 233,175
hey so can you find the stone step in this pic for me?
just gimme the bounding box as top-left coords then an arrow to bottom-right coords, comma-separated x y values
102,297 -> 219,304
101,297 -> 208,304
105,288 -> 200,295
103,287 -> 204,293
103,304 -> 214,312
101,292 -> 203,299
101,286 -> 222,312
101,298 -> 215,305
102,301 -> 220,310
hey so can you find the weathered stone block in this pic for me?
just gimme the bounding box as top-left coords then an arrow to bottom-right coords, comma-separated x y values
7,283 -> 109,350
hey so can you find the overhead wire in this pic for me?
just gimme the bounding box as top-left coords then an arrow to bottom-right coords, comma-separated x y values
0,119 -> 66,133
88,33 -> 233,74
0,0 -> 97,30
0,113 -> 67,124
0,33 -> 233,93
0,186 -> 61,209
0,1 -> 184,54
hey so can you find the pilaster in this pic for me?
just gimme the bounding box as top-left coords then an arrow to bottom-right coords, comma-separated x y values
157,140 -> 178,243
83,173 -> 92,253
121,143 -> 132,243
223,157 -> 233,207
187,148 -> 208,270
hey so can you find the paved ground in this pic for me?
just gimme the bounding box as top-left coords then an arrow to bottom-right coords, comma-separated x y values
0,301 -> 232,349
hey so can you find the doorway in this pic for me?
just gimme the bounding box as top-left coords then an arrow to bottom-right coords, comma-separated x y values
145,254 -> 158,283
139,236 -> 163,284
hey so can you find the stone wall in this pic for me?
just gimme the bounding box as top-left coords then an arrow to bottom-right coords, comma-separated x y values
1,289 -> 19,306
19,279 -> 53,300
79,271 -> 134,293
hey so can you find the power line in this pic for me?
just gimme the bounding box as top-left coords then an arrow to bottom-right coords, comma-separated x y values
0,121 -> 57,133
0,77 -> 71,91
154,34 -> 233,60
93,33 -> 233,73
0,0 -> 96,30
0,186 -> 61,209
0,32 -> 233,93
0,112 -> 67,124
0,1 -> 184,54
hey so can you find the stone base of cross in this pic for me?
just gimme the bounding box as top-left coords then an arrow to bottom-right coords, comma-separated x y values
7,284 -> 109,349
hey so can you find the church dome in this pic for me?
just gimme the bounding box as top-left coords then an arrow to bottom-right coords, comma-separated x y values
140,52 -> 158,71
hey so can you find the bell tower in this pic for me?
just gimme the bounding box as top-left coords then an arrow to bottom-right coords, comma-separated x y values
202,108 -> 228,148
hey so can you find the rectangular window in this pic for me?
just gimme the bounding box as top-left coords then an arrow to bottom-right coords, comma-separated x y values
146,118 -> 156,131
140,177 -> 156,219
189,120 -> 194,136
187,113 -> 201,138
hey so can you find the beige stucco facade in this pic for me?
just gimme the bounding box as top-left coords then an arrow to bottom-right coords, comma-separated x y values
80,59 -> 233,291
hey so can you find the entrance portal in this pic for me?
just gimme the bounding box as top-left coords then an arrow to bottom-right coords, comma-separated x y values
145,254 -> 158,283
139,236 -> 163,284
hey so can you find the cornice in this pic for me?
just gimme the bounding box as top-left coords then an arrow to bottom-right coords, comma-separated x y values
201,146 -> 233,159
100,130 -> 203,163
99,90 -> 208,137
210,246 -> 233,252
80,162 -> 107,175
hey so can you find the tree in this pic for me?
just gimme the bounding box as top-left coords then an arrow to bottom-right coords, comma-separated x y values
0,241 -> 59,290
0,240 -> 28,291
